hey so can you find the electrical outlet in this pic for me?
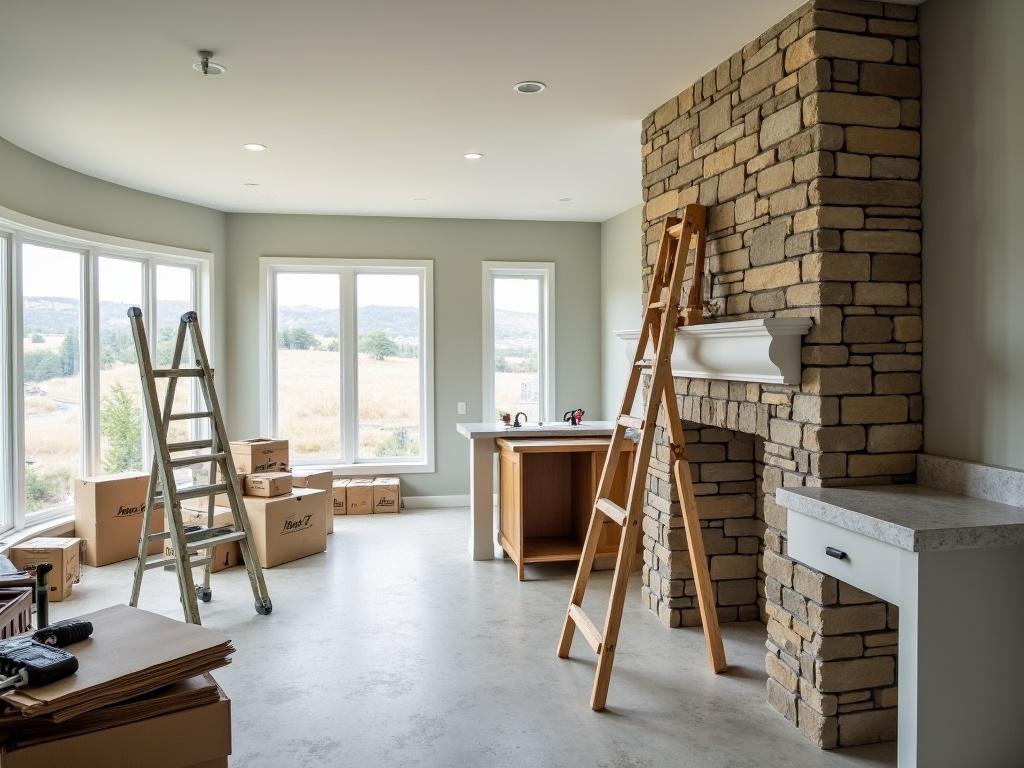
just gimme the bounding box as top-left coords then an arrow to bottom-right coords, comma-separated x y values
457,401 -> 467,415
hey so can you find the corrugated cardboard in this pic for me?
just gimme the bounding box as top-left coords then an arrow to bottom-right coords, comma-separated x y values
292,469 -> 334,535
166,507 -> 241,573
229,438 -> 288,474
372,477 -> 401,513
74,472 -> 164,566
331,479 -> 350,515
243,471 -> 292,497
345,479 -> 373,515
1,685 -> 231,768
9,537 -> 81,602
244,488 -> 326,567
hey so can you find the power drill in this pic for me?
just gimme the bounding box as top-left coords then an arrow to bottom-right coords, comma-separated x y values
0,619 -> 93,692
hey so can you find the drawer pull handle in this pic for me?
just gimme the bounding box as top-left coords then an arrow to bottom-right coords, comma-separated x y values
825,546 -> 847,560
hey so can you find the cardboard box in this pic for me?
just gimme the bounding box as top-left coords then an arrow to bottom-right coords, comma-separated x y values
244,488 -> 326,568
1,686 -> 231,768
331,479 -> 350,515
292,469 -> 334,535
372,477 -> 401,513
243,471 -> 292,498
75,472 -> 164,566
345,479 -> 373,515
9,537 -> 81,602
165,507 -> 241,573
229,438 -> 288,474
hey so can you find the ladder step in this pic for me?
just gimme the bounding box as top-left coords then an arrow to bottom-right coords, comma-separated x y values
169,452 -> 227,468
617,415 -> 644,431
185,530 -> 247,552
167,439 -> 214,452
143,554 -> 212,571
153,368 -> 204,378
174,483 -> 229,502
168,411 -> 213,421
634,359 -> 653,368
595,497 -> 628,527
648,301 -> 666,310
567,604 -> 603,655
147,525 -> 234,544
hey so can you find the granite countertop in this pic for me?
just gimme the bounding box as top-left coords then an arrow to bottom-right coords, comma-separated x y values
456,421 -> 615,439
777,485 -> 1024,552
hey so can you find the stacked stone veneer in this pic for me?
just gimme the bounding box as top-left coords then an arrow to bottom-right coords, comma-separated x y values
638,0 -> 921,750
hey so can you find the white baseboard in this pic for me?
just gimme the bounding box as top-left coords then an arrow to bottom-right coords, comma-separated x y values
403,494 -> 470,509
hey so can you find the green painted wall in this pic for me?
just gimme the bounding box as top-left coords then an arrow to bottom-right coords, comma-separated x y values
600,205 -> 643,420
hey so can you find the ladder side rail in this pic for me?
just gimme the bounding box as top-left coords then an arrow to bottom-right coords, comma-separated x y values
185,313 -> 272,613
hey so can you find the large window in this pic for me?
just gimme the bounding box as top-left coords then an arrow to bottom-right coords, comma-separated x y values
482,262 -> 554,424
0,211 -> 211,532
261,259 -> 433,472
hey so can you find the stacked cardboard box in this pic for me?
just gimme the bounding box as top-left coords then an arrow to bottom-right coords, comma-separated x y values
74,473 -> 164,566
328,476 -> 401,515
291,469 -> 334,536
9,537 -> 81,601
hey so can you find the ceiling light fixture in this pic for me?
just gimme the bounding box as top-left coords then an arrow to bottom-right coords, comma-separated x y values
193,50 -> 226,76
413,197 -> 428,201
243,143 -> 267,152
513,81 -> 546,94
244,182 -> 260,187
463,152 -> 483,160
559,197 -> 572,202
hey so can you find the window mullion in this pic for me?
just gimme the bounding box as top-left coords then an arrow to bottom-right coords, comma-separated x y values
83,249 -> 100,475
11,234 -> 26,530
341,269 -> 357,464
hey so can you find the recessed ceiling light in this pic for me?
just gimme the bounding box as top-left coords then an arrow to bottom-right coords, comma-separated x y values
413,197 -> 428,201
559,197 -> 572,202
514,81 -> 546,94
244,182 -> 260,187
193,50 -> 226,76
243,143 -> 267,152
463,152 -> 483,160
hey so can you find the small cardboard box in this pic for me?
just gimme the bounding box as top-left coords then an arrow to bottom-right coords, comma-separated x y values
331,479 -> 350,515
229,438 -> 289,474
243,472 -> 292,498
345,479 -> 373,515
1,682 -> 231,768
244,488 -> 326,568
9,537 -> 81,602
75,472 -> 164,566
292,469 -> 334,535
166,507 -> 241,573
372,477 -> 400,513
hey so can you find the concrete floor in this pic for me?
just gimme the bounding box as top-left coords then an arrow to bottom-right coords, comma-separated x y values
52,508 -> 896,768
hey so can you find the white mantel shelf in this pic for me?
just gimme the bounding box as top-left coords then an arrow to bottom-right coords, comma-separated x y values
615,317 -> 812,385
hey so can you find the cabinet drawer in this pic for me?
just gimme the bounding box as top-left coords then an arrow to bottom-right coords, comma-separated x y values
787,510 -> 901,604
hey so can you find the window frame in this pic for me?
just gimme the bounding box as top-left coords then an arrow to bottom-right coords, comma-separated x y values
259,257 -> 434,475
0,205 -> 213,532
481,261 -> 555,425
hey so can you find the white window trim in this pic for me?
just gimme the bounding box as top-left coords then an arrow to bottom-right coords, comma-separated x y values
481,261 -> 555,424
0,205 -> 213,532
258,257 -> 434,475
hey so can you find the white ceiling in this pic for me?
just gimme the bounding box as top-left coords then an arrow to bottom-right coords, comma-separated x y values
0,0 -> 803,221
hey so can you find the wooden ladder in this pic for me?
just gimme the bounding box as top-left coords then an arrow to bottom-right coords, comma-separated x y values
556,203 -> 727,710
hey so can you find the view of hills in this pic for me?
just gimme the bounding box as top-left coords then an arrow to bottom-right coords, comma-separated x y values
24,297 -> 539,345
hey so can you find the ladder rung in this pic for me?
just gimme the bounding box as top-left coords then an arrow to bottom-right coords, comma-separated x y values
153,368 -> 204,378
648,301 -> 666,310
147,525 -> 233,544
168,411 -> 213,421
169,452 -> 227,468
617,415 -> 644,431
143,554 -> 211,571
185,530 -> 247,552
634,359 -> 653,368
175,483 -> 229,501
567,604 -> 603,655
167,439 -> 214,452
595,497 -> 628,527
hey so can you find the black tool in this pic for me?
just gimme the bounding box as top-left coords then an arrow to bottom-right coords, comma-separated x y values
33,562 -> 53,630
0,619 -> 93,692
512,411 -> 528,427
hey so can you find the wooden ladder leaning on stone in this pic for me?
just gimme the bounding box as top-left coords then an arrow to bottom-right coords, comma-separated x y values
556,202 -> 727,710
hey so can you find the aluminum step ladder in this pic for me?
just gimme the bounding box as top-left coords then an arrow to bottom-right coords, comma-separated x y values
127,307 -> 272,625
556,204 -> 726,710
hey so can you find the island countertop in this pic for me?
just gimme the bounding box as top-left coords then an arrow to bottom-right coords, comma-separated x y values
456,421 -> 615,440
777,484 -> 1024,552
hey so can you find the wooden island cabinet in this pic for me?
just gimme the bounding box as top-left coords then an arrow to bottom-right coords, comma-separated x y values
496,437 -> 635,580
